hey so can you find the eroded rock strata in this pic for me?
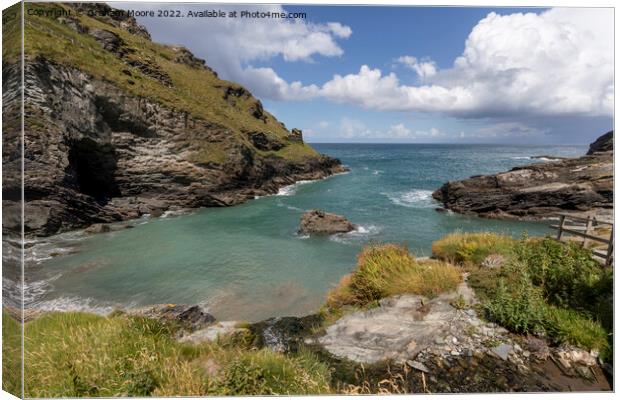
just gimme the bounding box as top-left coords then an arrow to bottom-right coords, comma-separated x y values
2,3 -> 345,237
432,131 -> 613,220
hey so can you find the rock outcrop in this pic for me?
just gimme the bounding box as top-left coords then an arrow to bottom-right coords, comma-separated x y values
587,130 -> 613,155
298,210 -> 357,235
2,3 -> 346,237
128,304 -> 216,331
432,131 -> 613,220
307,282 -> 609,392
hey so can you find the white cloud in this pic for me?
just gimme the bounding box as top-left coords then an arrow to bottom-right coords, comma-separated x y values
327,22 -> 353,39
336,120 -> 445,141
318,120 -> 330,128
388,123 -> 411,138
124,4 -> 351,99
396,56 -> 437,79
472,122 -> 550,139
132,6 -> 612,119
311,8 -> 613,117
240,8 -> 612,118
339,117 -> 372,138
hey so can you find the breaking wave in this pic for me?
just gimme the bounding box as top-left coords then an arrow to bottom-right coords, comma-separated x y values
383,189 -> 436,208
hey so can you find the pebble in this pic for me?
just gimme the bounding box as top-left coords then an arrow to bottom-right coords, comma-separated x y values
492,343 -> 512,361
407,360 -> 430,373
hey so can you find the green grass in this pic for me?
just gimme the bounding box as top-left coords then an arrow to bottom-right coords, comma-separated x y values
2,311 -> 22,397
432,231 -> 515,265
14,311 -> 331,397
432,233 -> 613,361
2,3 -> 21,63
512,237 -> 613,323
218,347 -> 331,395
325,244 -> 462,313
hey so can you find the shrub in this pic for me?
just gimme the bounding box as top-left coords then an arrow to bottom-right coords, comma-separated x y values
484,271 -> 546,335
434,232 -> 613,362
432,232 -> 515,265
544,306 -> 610,359
512,237 -> 612,323
326,244 -> 461,311
483,264 -> 611,360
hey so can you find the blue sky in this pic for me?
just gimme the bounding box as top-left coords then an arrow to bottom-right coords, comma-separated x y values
124,4 -> 613,144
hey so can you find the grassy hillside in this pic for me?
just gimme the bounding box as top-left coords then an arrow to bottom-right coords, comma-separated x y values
7,311 -> 330,397
15,2 -> 317,161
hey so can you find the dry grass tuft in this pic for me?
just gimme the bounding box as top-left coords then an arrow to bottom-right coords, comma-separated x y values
431,231 -> 515,266
326,244 -> 461,312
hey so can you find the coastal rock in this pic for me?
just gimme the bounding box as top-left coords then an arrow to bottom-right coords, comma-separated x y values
298,209 -> 357,235
250,314 -> 323,352
4,4 -> 346,237
307,281 -> 610,392
71,3 -> 151,40
178,321 -> 247,344
311,281 -> 478,364
587,130 -> 613,155
432,131 -> 613,220
129,304 -> 216,331
84,223 -> 111,234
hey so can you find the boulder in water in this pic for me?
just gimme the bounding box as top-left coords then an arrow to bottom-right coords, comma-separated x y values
298,209 -> 356,235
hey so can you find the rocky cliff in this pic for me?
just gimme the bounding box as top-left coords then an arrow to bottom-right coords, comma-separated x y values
2,3 -> 345,236
432,131 -> 613,220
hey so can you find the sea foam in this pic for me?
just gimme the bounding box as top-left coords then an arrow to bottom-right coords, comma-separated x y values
383,189 -> 436,208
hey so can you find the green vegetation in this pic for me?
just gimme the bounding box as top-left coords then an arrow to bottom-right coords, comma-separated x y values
6,311 -> 330,397
325,244 -> 461,313
218,348 -> 331,395
19,2 -> 318,162
2,4 -> 21,63
5,234 -> 613,396
432,232 -> 612,361
2,311 -> 22,397
432,231 -> 515,265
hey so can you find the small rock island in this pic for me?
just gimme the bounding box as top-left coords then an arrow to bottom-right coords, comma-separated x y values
298,209 -> 357,235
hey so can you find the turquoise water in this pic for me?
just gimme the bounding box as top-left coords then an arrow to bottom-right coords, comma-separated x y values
30,144 -> 587,321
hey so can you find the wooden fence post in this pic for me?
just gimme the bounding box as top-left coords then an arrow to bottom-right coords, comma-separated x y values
556,215 -> 565,241
606,226 -> 614,266
583,216 -> 593,248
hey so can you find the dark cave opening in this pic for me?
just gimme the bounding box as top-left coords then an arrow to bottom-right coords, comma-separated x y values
67,138 -> 120,203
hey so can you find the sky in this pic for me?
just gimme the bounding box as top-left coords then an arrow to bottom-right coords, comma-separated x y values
117,4 -> 613,144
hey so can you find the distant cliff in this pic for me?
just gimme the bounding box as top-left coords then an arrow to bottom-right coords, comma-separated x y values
2,3 -> 345,236
432,131 -> 613,220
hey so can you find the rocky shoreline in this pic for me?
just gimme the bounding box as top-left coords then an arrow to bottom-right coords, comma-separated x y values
432,131 -> 613,221
2,3 -> 347,238
27,275 -> 603,393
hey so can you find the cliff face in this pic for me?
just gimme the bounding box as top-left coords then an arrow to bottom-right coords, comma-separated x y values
432,132 -> 613,220
2,3 -> 345,236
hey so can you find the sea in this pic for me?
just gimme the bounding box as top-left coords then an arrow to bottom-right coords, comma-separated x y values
18,143 -> 587,321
